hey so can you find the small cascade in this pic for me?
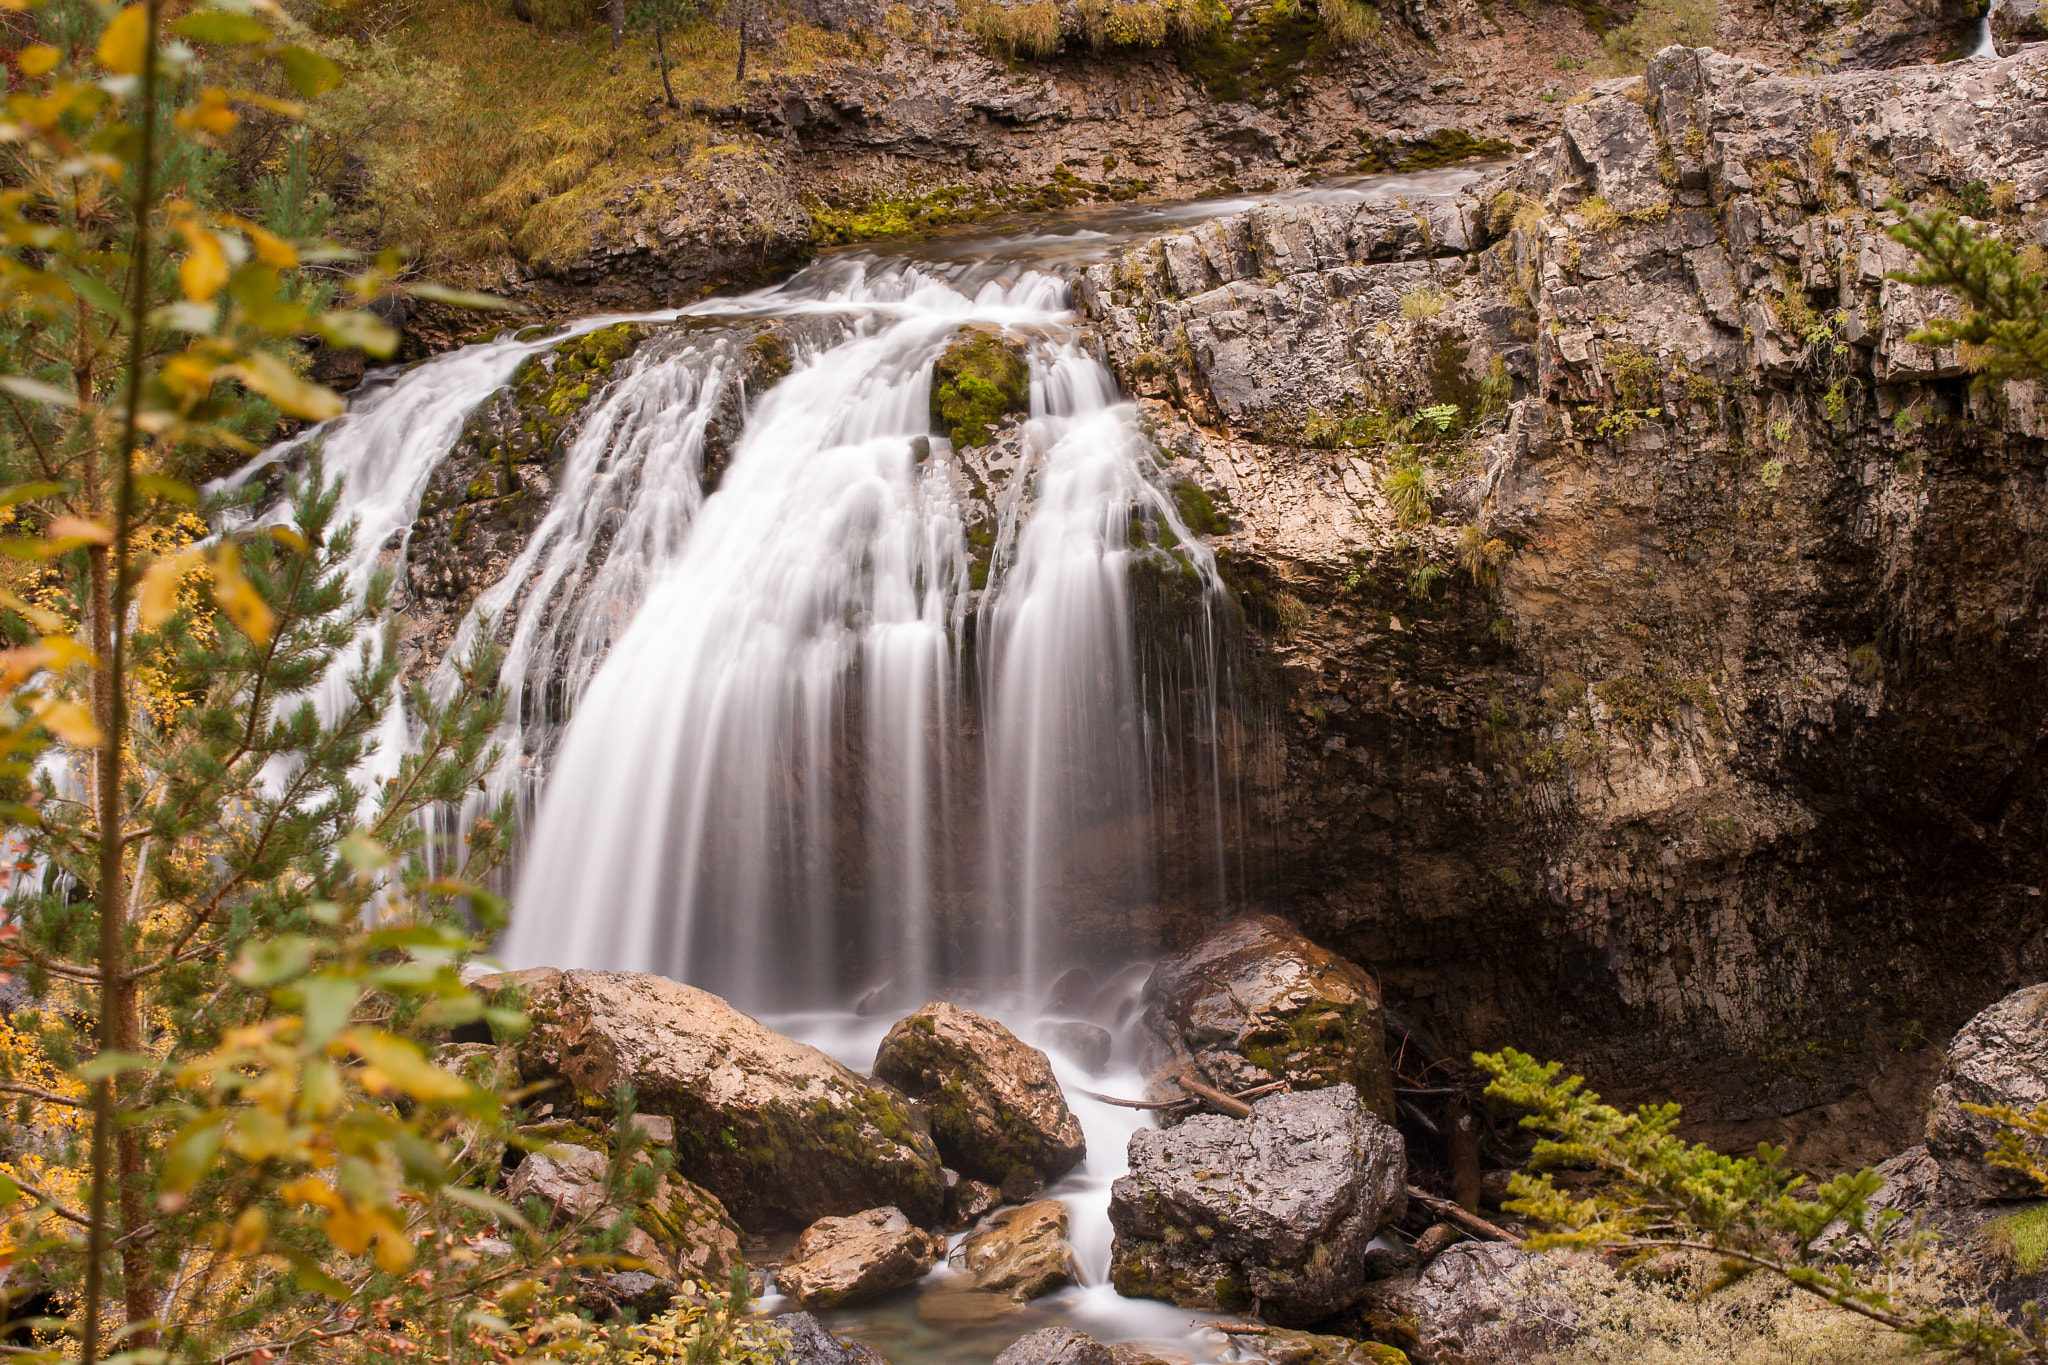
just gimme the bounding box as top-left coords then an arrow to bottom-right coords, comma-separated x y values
1972,12 -> 1999,56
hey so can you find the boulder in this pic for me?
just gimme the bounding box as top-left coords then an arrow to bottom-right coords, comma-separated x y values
1139,915 -> 1396,1122
1257,1329 -> 1413,1365
771,1311 -> 889,1365
993,1327 -> 1112,1365
1044,967 -> 1097,1016
1928,983 -> 2048,1200
1992,0 -> 2047,52
641,1175 -> 746,1284
507,1143 -> 609,1225
959,1199 -> 1077,1301
1108,1084 -> 1406,1325
873,1002 -> 1086,1187
1352,1243 -> 1538,1365
1038,1020 -> 1113,1075
947,1173 -> 1001,1230
503,969 -> 945,1228
776,1207 -> 944,1309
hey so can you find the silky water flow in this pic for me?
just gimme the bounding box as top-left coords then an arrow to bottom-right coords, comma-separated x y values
223,164 -> 1497,1365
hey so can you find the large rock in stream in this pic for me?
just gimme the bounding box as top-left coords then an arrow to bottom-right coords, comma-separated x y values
1928,983 -> 2048,1199
1139,915 -> 1396,1122
777,1206 -> 945,1308
959,1198 -> 1077,1301
1108,1083 -> 1406,1325
873,1001 -> 1086,1187
502,969 -> 945,1228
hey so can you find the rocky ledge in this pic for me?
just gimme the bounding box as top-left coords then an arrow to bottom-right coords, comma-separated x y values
1084,44 -> 2048,1163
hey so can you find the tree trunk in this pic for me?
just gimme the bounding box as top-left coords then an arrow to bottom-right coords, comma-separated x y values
736,0 -> 748,82
609,0 -> 624,48
657,26 -> 678,107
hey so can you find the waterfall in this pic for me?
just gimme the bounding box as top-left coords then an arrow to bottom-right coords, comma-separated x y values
410,259 -> 1240,1010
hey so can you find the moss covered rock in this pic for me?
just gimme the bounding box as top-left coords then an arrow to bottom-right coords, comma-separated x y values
1258,1330 -> 1411,1365
1139,913 -> 1396,1123
931,330 -> 1029,449
872,1001 -> 1086,1188
504,969 -> 945,1230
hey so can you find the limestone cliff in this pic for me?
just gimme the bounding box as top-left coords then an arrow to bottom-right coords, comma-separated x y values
1082,45 -> 2048,1168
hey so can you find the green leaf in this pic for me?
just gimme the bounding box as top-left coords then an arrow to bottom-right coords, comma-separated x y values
135,474 -> 198,505
75,1050 -> 159,1080
0,482 -> 66,508
232,934 -> 315,987
298,973 -> 362,1047
0,377 -> 78,409
171,10 -> 273,43
281,1247 -> 353,1299
406,283 -> 521,311
339,830 -> 393,872
158,1112 -> 227,1195
275,45 -> 343,96
316,309 -> 400,358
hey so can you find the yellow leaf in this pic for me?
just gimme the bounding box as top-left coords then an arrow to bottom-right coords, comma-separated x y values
343,1028 -> 472,1103
175,87 -> 238,136
0,588 -> 64,633
211,543 -> 274,645
229,1205 -> 268,1257
45,516 -> 112,546
35,699 -> 101,747
96,5 -> 149,76
322,1201 -> 375,1256
180,230 -> 229,303
138,547 -> 204,627
18,45 -> 61,77
230,351 -> 342,421
373,1223 -> 415,1273
246,224 -> 298,269
37,634 -> 97,671
278,1176 -> 339,1211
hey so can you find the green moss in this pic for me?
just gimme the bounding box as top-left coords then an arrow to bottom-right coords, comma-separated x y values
932,332 -> 1030,449
808,177 -> 1152,246
1354,128 -> 1516,174
746,330 -> 792,381
1172,480 -> 1229,536
506,321 -> 647,459
1175,2 -> 1321,104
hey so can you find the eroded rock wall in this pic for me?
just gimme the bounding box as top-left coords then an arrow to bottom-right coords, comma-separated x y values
1084,45 -> 2048,1165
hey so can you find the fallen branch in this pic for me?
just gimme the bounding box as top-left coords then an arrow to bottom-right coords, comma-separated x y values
1176,1071 -> 1254,1119
1077,1088 -> 1195,1112
1194,1321 -> 1268,1335
1406,1184 -> 1522,1245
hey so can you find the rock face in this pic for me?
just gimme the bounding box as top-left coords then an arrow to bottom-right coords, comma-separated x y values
873,1002 -> 1086,1187
776,1206 -> 945,1309
1139,914 -> 1396,1120
509,969 -> 945,1229
958,1199 -> 1077,1301
1928,983 -> 2048,1199
1084,45 -> 2048,1164
1991,0 -> 2047,52
507,1144 -> 610,1225
771,1312 -> 889,1365
1108,1084 -> 1406,1324
993,1327 -> 1113,1365
1353,1244 -> 1540,1365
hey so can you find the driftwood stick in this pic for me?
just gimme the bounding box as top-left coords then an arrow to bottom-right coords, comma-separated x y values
1194,1321 -> 1269,1335
1176,1071 -> 1255,1119
1077,1088 -> 1196,1112
1231,1080 -> 1289,1101
1405,1183 -> 1522,1245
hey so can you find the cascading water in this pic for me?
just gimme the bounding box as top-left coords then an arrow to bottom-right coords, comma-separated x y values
234,164 -> 1496,1365
493,261 -> 1223,1010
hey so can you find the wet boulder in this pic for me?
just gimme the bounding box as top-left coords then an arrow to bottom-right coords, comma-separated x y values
994,1327 -> 1112,1365
504,969 -> 945,1229
873,1002 -> 1086,1187
1928,983 -> 2048,1200
641,1174 -> 746,1284
1257,1329 -> 1414,1365
776,1206 -> 945,1309
1352,1243 -> 1537,1365
959,1199 -> 1077,1301
1108,1084 -> 1406,1325
1139,914 -> 1396,1122
770,1311 -> 889,1365
1037,1020 -> 1113,1075
931,329 -> 1029,450
945,1171 -> 1002,1230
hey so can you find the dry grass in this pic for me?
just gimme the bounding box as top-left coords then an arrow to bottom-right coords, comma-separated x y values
1320,0 -> 1380,48
965,0 -> 1061,54
966,0 -> 1220,55
303,0 -> 866,269
1400,285 -> 1450,320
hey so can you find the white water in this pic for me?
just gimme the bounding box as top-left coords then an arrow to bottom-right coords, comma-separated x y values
1971,13 -> 1999,56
